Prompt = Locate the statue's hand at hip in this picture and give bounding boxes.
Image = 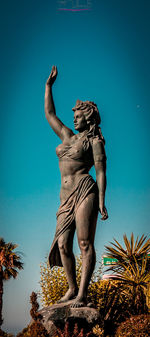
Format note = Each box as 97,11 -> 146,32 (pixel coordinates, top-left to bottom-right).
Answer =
99,204 -> 108,221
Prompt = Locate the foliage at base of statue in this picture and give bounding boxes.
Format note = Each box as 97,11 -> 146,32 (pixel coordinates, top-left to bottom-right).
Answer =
28,322 -> 49,337
16,323 -> 49,337
16,292 -> 49,337
39,255 -> 102,306
104,233 -> 150,316
40,259 -> 68,305
93,281 -> 148,336
92,281 -> 130,336
115,314 -> 150,337
92,325 -> 104,337
91,280 -> 148,336
30,292 -> 42,322
16,327 -> 29,337
88,279 -> 126,311
54,322 -> 95,337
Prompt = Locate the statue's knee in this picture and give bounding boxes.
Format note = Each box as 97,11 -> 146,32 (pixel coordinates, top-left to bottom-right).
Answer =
79,239 -> 90,252
58,240 -> 69,256
58,242 -> 66,255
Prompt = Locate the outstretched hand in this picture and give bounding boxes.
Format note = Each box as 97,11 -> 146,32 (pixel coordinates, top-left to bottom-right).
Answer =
46,65 -> 58,86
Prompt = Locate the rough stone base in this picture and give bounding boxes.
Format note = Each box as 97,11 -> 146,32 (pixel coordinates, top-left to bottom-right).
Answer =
38,301 -> 100,336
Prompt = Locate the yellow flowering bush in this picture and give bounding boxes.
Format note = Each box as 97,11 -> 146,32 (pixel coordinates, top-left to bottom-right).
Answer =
39,254 -> 125,314
39,255 -> 104,307
39,255 -> 84,306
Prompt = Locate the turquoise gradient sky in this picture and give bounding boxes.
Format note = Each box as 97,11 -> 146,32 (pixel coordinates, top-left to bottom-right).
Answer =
1,0 -> 150,334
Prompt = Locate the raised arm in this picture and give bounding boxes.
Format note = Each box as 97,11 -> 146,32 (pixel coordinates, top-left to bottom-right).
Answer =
92,138 -> 108,220
45,66 -> 74,141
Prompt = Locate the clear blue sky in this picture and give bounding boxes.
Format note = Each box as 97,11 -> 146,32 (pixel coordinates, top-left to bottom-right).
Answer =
0,0 -> 150,334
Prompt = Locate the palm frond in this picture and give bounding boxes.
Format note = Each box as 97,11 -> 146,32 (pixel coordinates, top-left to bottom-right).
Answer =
3,267 -> 18,280
137,239 -> 150,255
0,238 -> 23,280
3,270 -> 13,280
130,232 -> 134,254
104,232 -> 150,315
123,234 -> 131,254
113,238 -> 127,254
135,235 -> 147,252
7,242 -> 18,251
0,237 -> 6,245
110,242 -> 127,257
134,235 -> 139,251
105,246 -> 126,260
13,261 -> 24,270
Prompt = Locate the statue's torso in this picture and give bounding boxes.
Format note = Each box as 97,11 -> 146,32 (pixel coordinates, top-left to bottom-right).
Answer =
56,133 -> 94,202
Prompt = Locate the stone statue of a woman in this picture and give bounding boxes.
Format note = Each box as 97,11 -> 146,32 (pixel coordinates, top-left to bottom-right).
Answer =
45,66 -> 108,307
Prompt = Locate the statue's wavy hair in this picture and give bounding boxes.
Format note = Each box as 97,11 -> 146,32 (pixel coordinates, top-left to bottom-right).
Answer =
72,99 -> 105,144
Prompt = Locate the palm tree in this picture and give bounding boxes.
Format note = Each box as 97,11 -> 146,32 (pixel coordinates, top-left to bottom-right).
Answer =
105,233 -> 150,273
0,238 -> 23,327
112,256 -> 149,314
104,233 -> 150,314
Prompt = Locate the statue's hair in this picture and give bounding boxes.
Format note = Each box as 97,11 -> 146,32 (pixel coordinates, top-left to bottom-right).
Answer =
72,99 -> 105,144
72,99 -> 101,125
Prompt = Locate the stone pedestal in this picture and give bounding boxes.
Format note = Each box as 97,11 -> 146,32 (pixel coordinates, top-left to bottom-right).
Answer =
38,301 -> 100,336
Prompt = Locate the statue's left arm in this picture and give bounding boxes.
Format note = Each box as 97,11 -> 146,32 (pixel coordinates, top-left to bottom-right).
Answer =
92,139 -> 108,220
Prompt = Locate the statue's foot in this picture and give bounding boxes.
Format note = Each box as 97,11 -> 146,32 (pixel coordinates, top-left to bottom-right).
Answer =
70,296 -> 87,308
58,288 -> 78,303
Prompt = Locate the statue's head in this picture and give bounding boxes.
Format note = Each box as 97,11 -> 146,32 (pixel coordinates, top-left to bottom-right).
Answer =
72,99 -> 101,131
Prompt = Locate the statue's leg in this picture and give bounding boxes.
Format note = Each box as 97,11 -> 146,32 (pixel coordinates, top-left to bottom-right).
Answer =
71,192 -> 98,307
57,223 -> 78,302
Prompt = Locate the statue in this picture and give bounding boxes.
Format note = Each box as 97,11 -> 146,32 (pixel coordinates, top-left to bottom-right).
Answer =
44,66 -> 108,308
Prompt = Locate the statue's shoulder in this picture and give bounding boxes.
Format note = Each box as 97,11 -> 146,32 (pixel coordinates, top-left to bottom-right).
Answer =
89,134 -> 104,147
90,135 -> 106,162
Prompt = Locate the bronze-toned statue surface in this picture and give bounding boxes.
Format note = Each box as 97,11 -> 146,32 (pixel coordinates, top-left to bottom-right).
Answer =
45,66 -> 108,308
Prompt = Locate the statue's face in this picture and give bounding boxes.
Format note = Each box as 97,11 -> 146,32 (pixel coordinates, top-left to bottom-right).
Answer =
74,110 -> 87,132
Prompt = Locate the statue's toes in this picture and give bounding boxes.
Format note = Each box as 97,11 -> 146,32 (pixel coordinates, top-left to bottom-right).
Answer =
70,301 -> 86,308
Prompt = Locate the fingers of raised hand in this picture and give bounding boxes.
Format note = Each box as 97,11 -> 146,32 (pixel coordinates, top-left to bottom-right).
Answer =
51,65 -> 57,77
46,66 -> 57,85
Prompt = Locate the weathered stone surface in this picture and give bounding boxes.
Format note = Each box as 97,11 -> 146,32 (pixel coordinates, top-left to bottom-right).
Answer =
38,301 -> 100,335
